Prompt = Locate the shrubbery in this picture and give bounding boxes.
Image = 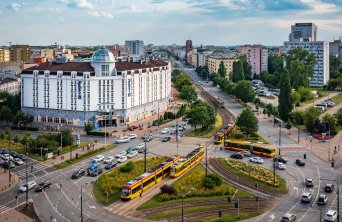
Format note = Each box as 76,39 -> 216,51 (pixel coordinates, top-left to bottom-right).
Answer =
160,184 -> 177,195
119,161 -> 134,173
86,130 -> 109,137
11,125 -> 39,131
233,132 -> 244,139
202,173 -> 222,189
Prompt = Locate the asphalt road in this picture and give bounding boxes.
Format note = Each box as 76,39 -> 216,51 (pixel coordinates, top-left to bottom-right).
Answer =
180,64 -> 342,222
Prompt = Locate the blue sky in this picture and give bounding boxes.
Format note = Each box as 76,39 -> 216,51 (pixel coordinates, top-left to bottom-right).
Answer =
0,0 -> 341,46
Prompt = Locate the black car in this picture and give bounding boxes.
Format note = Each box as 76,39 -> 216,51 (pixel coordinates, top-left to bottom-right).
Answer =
230,153 -> 243,159
18,154 -> 27,161
273,156 -> 288,163
72,168 -> 85,179
105,161 -> 117,170
10,151 -> 20,158
325,184 -> 334,193
90,168 -> 103,177
295,159 -> 305,166
35,181 -> 51,192
161,137 -> 171,142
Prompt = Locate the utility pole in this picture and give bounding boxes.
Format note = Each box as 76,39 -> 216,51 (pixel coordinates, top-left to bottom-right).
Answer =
81,186 -> 83,222
205,142 -> 208,176
144,142 -> 147,173
297,128 -> 300,143
25,141 -> 28,208
176,122 -> 179,155
278,121 -> 281,155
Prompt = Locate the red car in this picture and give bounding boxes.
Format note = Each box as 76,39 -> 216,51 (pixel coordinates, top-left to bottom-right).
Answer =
131,125 -> 138,129
128,126 -> 134,131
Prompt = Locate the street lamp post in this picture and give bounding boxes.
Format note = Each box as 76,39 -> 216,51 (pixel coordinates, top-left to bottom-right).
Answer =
182,188 -> 194,222
278,121 -> 282,155
205,142 -> 208,177
320,178 -> 339,222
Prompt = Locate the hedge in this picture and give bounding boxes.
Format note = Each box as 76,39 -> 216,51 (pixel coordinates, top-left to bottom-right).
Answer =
11,125 -> 39,131
86,130 -> 109,136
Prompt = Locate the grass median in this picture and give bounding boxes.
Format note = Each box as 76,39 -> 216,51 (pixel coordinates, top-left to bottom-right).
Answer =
185,113 -> 223,138
227,131 -> 269,144
54,144 -> 117,169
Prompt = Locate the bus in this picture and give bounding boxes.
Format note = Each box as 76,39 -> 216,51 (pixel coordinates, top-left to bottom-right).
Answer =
224,139 -> 276,158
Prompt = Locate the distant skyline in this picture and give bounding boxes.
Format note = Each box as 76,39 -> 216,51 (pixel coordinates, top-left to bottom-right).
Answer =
0,0 -> 341,46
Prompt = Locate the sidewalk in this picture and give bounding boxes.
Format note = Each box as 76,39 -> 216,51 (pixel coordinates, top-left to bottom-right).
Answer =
0,169 -> 19,194
0,208 -> 32,222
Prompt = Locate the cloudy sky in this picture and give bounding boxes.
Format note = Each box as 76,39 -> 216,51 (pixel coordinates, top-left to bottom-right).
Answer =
0,0 -> 341,46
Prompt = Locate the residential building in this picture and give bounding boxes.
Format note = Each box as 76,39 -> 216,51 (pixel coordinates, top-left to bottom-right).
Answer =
284,23 -> 329,87
185,39 -> 192,64
40,49 -> 55,60
21,47 -> 171,126
0,77 -> 20,94
330,39 -> 342,67
207,55 -> 239,79
0,62 -> 22,74
10,45 -> 31,63
0,48 -> 10,62
239,44 -> 268,77
125,40 -> 144,61
191,50 -> 212,68
289,23 -> 317,42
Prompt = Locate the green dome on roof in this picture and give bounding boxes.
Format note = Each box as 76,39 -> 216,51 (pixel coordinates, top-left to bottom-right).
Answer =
91,47 -> 115,62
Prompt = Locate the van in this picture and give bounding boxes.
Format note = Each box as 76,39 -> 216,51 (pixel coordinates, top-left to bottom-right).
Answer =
19,181 -> 37,192
314,105 -> 325,112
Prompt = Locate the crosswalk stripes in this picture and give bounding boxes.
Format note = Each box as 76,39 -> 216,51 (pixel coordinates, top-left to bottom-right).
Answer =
279,144 -> 306,151
14,163 -> 49,178
0,205 -> 11,213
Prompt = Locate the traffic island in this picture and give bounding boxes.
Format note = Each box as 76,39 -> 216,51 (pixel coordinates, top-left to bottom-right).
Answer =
0,170 -> 19,194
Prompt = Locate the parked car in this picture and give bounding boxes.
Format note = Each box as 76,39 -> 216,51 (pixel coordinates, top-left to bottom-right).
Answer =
0,148 -> 9,155
230,153 -> 243,159
305,178 -> 313,187
2,154 -> 13,161
281,213 -> 296,222
92,155 -> 105,163
250,157 -> 264,164
127,151 -> 138,159
18,154 -> 27,161
118,155 -> 127,163
13,158 -> 24,165
324,210 -> 337,222
275,162 -> 286,170
144,136 -> 153,142
10,151 -> 20,158
131,125 -> 138,130
115,136 -> 130,144
105,161 -> 117,170
161,128 -> 170,134
104,156 -> 114,164
125,147 -> 134,154
115,151 -> 127,158
128,134 -> 137,139
133,143 -> 145,151
35,181 -> 51,192
161,137 -> 171,142
317,194 -> 328,205
325,184 -> 334,193
301,192 -> 312,203
19,181 -> 37,192
295,159 -> 305,166
72,168 -> 85,179
89,168 -> 103,177
240,151 -> 251,157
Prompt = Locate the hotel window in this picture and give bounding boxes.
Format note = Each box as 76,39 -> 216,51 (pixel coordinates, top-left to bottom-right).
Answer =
101,65 -> 109,76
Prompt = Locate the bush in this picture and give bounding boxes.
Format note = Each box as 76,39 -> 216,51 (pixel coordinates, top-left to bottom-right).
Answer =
11,125 -> 39,131
250,132 -> 258,138
86,130 -> 109,137
119,161 -> 134,173
160,184 -> 177,195
233,132 -> 244,139
202,173 -> 222,189
290,110 -> 305,125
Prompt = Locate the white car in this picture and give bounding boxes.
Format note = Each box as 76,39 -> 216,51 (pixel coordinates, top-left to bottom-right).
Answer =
92,155 -> 104,163
104,156 -> 114,164
115,151 -> 127,158
276,162 -> 286,170
161,128 -> 170,134
127,151 -> 138,159
324,210 -> 337,222
115,136 -> 130,144
250,157 -> 264,164
117,155 -> 127,163
128,134 -> 137,139
14,158 -> 24,165
2,154 -> 13,161
134,143 -> 145,151
19,181 -> 36,192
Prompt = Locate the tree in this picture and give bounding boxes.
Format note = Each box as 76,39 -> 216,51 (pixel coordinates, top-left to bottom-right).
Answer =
179,85 -> 198,105
285,120 -> 292,134
336,109 -> 342,125
290,110 -> 305,125
0,105 -> 13,126
322,114 -> 337,134
303,107 -> 320,133
234,80 -> 255,105
329,55 -> 341,79
232,61 -> 245,83
60,128 -> 73,147
297,87 -> 313,102
171,69 -> 182,83
237,109 -> 258,137
13,135 -> 20,150
84,123 -> 93,134
268,54 -> 284,74
218,61 -> 227,78
202,173 -> 222,189
174,74 -> 192,91
278,69 -> 292,121
12,111 -> 33,127
185,100 -> 215,130
240,55 -> 252,79
327,77 -> 342,90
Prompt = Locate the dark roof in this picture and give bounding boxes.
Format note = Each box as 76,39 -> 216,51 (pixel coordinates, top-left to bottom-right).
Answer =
115,60 -> 168,72
23,62 -> 94,72
0,78 -> 17,85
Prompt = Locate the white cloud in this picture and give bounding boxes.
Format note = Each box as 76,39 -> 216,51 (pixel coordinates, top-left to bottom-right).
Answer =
88,10 -> 113,19
8,3 -> 22,11
58,0 -> 69,3
69,0 -> 94,9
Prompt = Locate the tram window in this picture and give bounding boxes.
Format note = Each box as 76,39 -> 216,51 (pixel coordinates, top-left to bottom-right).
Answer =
156,172 -> 162,178
132,186 -> 140,194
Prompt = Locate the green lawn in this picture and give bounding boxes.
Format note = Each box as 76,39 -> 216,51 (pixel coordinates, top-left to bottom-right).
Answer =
227,131 -> 269,144
93,156 -> 169,206
218,158 -> 287,193
54,144 -> 117,169
331,94 -> 342,105
185,113 -> 223,138
209,212 -> 260,222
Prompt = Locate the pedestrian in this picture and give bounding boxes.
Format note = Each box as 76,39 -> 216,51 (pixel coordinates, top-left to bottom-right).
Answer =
31,165 -> 33,172
59,182 -> 62,190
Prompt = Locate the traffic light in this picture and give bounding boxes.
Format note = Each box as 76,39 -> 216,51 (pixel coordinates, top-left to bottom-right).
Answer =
331,161 -> 335,168
256,197 -> 259,201
304,154 -> 306,159
227,196 -> 231,203
218,211 -> 222,217
235,202 -> 239,208
15,195 -> 17,200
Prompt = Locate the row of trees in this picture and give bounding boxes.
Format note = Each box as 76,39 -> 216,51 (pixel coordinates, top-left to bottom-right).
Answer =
172,69 -> 198,105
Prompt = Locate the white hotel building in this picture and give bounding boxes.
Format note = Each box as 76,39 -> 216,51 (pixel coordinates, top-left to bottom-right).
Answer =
21,48 -> 172,127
